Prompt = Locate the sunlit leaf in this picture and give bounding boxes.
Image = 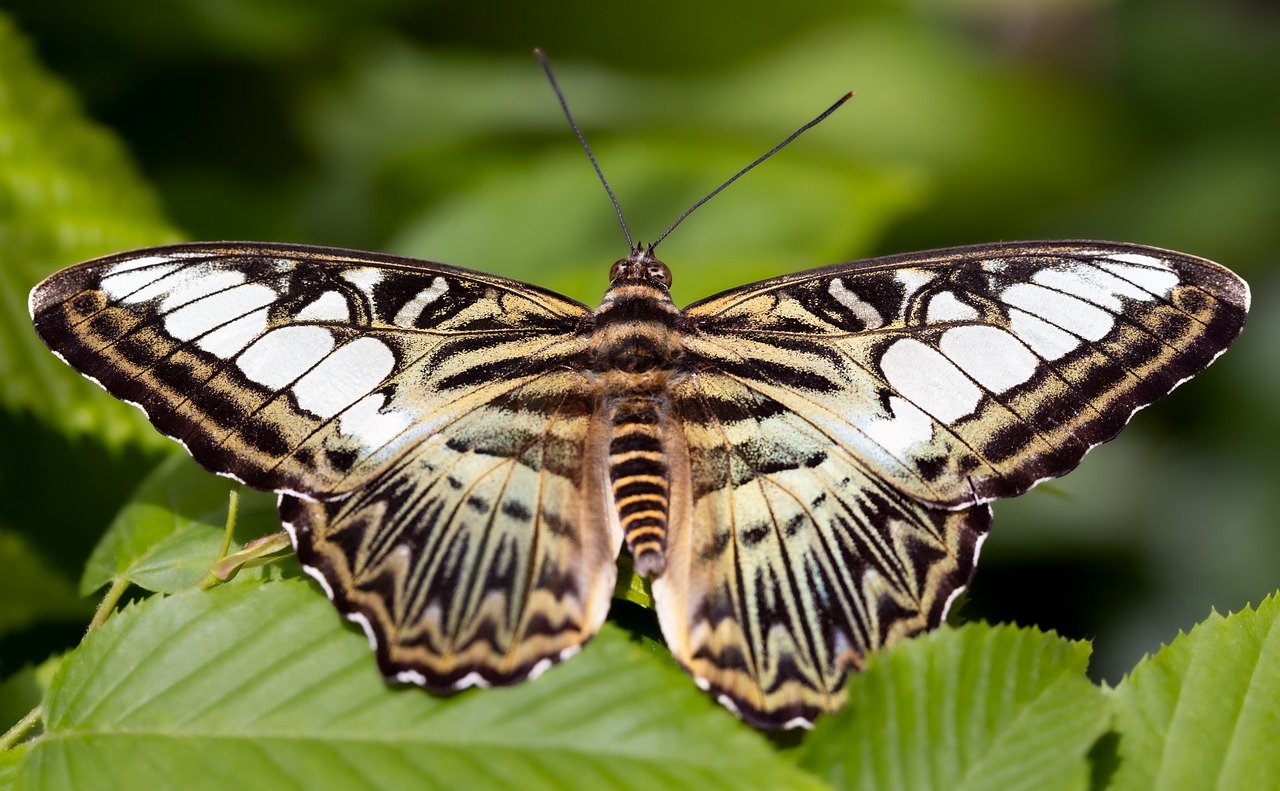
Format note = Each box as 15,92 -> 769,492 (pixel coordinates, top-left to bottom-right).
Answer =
10,581 -> 825,790
80,454 -> 278,595
1108,593 -> 1280,791
800,624 -> 1109,791
0,15 -> 178,449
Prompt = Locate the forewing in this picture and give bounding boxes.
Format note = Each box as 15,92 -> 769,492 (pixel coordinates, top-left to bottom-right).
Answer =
655,372 -> 990,728
684,241 -> 1249,507
280,369 -> 622,688
29,243 -> 590,497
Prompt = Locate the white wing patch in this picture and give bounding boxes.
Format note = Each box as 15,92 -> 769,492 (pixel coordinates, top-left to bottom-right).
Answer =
292,337 -> 396,418
339,393 -> 413,449
828,278 -> 884,329
1001,283 -> 1114,341
1034,264 -> 1160,309
159,270 -> 247,313
927,292 -> 980,323
1099,261 -> 1179,295
393,276 -> 449,327
341,267 -> 384,298
167,283 -> 276,343
1107,251 -> 1170,268
297,291 -> 352,322
895,269 -> 935,295
195,306 -> 271,357
880,338 -> 983,422
238,326 -> 336,388
939,326 -> 1038,394
100,264 -> 181,301
1007,309 -> 1080,361
861,395 -> 935,457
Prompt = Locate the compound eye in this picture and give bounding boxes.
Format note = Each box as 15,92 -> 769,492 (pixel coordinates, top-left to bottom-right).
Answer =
648,264 -> 672,288
609,261 -> 628,281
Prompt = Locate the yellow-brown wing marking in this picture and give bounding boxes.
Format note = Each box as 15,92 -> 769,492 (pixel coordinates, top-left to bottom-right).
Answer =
29,243 -> 590,498
280,370 -> 622,688
654,371 -> 989,728
684,241 -> 1249,508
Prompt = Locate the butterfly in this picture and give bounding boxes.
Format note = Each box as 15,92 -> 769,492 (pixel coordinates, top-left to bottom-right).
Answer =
29,234 -> 1249,728
26,53 -> 1251,728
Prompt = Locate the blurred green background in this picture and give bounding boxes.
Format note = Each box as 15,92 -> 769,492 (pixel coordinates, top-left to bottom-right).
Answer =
0,0 -> 1276,686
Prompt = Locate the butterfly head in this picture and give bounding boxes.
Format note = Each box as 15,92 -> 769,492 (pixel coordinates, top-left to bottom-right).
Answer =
610,246 -> 672,289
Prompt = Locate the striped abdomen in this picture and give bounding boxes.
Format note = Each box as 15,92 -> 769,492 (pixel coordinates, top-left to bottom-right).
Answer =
608,397 -> 670,577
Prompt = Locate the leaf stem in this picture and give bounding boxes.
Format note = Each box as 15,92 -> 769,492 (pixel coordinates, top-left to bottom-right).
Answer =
86,577 -> 131,635
0,706 -> 41,752
215,487 -> 240,562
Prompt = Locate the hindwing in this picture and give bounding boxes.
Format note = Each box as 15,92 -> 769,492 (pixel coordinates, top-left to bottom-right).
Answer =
656,372 -> 989,728
29,243 -> 590,497
280,370 -> 621,688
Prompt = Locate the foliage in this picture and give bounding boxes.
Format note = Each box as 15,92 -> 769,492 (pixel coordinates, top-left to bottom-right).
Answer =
79,454 -> 278,596
3,451 -> 1276,787
1,3 -> 1277,789
800,626 -> 1110,791
1107,596 -> 1280,790
14,582 -> 823,791
0,15 -> 178,449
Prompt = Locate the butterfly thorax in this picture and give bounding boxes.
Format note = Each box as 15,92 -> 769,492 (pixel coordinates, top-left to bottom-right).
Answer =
589,252 -> 685,577
589,251 -> 683,379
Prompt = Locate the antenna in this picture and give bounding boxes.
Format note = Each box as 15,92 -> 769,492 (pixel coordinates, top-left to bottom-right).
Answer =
534,48 -> 635,251
650,91 -> 854,250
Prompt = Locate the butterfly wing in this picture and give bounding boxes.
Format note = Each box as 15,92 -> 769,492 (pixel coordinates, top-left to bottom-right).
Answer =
32,243 -> 621,685
657,373 -> 990,728
681,241 -> 1249,508
280,368 -> 621,689
29,242 -> 591,497
654,241 -> 1247,727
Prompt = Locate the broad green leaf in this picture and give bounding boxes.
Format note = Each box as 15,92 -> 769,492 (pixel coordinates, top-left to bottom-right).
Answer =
0,745 -> 27,783
1109,593 -> 1280,791
0,528 -> 89,637
800,624 -> 1109,791
80,454 -> 278,595
11,581 -> 825,790
0,13 -> 178,448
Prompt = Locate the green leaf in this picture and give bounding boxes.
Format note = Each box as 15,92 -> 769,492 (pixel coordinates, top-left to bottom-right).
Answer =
800,624 -> 1110,791
1109,593 -> 1280,791
0,13 -> 178,449
0,744 -> 27,784
10,581 -> 824,790
79,454 -> 279,595
0,528 -> 90,637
